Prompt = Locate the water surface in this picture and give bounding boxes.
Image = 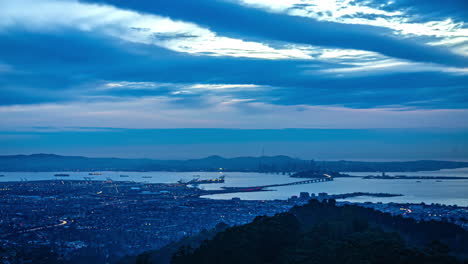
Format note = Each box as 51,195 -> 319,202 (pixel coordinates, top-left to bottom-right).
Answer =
1,168 -> 467,206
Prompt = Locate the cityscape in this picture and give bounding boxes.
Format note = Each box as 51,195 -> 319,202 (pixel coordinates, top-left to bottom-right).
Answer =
1,0 -> 468,263
1,171 -> 468,263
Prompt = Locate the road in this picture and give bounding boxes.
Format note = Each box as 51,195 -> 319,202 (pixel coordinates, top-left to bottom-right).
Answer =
1,219 -> 68,238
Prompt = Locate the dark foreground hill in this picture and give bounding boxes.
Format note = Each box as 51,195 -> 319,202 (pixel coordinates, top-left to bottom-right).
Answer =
1,154 -> 468,172
137,200 -> 468,264
119,223 -> 229,264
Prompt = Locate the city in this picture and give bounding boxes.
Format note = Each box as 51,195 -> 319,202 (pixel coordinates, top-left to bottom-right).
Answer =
1,179 -> 467,263
1,0 -> 468,263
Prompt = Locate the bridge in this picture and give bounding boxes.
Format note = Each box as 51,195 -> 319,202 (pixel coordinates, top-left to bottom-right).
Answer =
193,176 -> 334,197
261,177 -> 333,188
218,177 -> 333,193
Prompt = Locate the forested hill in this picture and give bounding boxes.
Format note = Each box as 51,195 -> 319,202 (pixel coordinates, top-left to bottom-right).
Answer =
170,200 -> 468,264
1,153 -> 468,172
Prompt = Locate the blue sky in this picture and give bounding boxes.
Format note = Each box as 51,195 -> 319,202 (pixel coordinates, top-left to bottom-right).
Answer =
0,0 -> 467,159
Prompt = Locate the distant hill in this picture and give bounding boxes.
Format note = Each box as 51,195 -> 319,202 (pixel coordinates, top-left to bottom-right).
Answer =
0,154 -> 307,172
170,200 -> 468,264
0,154 -> 467,172
317,160 -> 468,173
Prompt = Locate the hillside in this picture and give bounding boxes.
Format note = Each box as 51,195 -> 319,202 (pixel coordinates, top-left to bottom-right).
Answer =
119,223 -> 229,264
170,200 -> 468,264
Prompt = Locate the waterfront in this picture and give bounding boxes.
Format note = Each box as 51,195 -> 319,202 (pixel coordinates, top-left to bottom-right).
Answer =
1,168 -> 468,206
1,179 -> 467,263
203,176 -> 468,206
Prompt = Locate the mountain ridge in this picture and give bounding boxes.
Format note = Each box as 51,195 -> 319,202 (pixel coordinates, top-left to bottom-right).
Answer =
1,154 -> 468,172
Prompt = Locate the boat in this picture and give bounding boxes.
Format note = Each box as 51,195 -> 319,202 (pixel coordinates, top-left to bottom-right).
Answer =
178,175 -> 225,185
142,176 -> 153,179
89,172 -> 102,175
436,180 -> 442,182
54,173 -> 70,177
120,175 -> 129,177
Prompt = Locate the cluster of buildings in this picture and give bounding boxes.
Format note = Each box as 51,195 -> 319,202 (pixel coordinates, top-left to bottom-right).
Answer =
0,180 -> 295,263
355,202 -> 468,230
1,181 -> 467,263
286,191 -> 468,231
288,191 -> 468,230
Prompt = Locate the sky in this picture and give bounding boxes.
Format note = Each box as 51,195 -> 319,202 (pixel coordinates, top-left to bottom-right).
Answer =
0,0 -> 467,160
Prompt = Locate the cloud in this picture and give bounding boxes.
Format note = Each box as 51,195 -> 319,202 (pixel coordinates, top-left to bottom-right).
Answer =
1,95 -> 467,130
0,0 -> 312,59
233,0 -> 468,50
93,81 -> 267,97
99,81 -> 264,91
189,84 -> 262,90
97,0 -> 468,67
0,0 -> 466,132
229,0 -> 468,59
8,0 -> 462,68
316,59 -> 468,76
0,30 -> 466,110
0,63 -> 13,72
99,81 -> 170,90
0,0 -> 467,159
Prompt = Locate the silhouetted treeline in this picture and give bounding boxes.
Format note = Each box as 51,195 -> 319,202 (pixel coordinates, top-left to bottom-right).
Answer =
120,223 -> 229,264
171,200 -> 468,264
291,200 -> 468,257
